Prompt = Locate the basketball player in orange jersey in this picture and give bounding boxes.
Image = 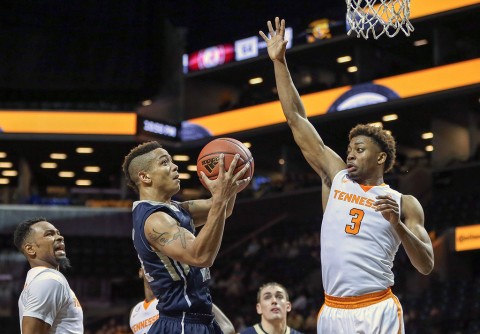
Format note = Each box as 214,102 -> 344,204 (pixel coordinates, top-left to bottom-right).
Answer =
130,267 -> 236,334
260,17 -> 434,333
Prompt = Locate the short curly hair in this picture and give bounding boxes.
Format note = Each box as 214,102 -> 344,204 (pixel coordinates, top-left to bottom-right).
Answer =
349,124 -> 396,173
256,282 -> 290,302
122,141 -> 162,193
13,217 -> 47,252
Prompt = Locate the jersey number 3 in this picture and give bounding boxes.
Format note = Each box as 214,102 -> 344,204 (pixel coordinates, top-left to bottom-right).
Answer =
345,208 -> 364,235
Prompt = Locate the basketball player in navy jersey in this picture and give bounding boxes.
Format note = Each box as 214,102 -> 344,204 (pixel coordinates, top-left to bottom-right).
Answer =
260,17 -> 434,333
122,141 -> 250,334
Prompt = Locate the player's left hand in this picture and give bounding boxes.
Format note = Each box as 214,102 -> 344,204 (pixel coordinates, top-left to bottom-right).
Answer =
374,195 -> 400,227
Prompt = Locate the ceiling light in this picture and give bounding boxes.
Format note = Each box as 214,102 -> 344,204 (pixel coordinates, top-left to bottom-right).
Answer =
187,165 -> 197,172
347,66 -> 358,73
173,155 -> 190,162
84,166 -> 101,173
59,171 -> 75,178
0,162 -> 13,168
382,114 -> 398,122
41,162 -> 57,169
142,99 -> 153,106
76,147 -> 94,154
278,158 -> 285,165
0,152 -> 6,158
337,55 -> 352,63
425,145 -> 434,152
2,170 -> 17,177
421,132 -> 434,139
414,39 -> 428,47
50,153 -> 67,160
368,122 -> 383,128
76,179 -> 92,186
243,142 -> 252,149
249,77 -> 263,85
0,178 -> 9,185
178,173 -> 191,180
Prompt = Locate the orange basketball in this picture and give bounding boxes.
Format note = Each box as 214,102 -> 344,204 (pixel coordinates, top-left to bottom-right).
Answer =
197,138 -> 254,192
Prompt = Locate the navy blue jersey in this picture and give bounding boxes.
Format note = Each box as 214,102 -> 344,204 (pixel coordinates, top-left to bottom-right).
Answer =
132,200 -> 213,314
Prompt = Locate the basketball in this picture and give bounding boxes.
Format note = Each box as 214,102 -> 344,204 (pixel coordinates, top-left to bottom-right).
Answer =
197,138 -> 254,192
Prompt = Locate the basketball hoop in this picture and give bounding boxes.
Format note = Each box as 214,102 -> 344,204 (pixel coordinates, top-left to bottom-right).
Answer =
346,0 -> 414,39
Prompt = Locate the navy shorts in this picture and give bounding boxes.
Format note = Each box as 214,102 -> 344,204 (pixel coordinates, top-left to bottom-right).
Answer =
148,312 -> 223,334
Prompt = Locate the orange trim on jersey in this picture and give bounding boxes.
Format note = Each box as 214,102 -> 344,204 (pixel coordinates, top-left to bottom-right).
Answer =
325,288 -> 393,309
317,304 -> 326,322
391,294 -> 404,334
359,183 -> 386,193
143,299 -> 155,310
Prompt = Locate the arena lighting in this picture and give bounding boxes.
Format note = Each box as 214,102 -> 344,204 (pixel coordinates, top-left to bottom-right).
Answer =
382,114 -> 398,122
59,171 -> 75,178
243,142 -> 252,149
76,147 -> 94,154
0,152 -> 6,158
41,162 -> 57,169
425,145 -> 434,152
0,162 -> 13,168
368,122 -> 383,127
173,155 -> 190,162
422,132 -> 434,139
347,66 -> 358,73
50,153 -> 67,160
414,39 -> 429,47
178,173 -> 191,180
142,100 -> 153,106
2,170 -> 18,177
278,158 -> 285,165
187,165 -> 197,172
84,166 -> 101,173
0,178 -> 10,185
76,179 -> 92,186
337,55 -> 352,63
248,77 -> 263,85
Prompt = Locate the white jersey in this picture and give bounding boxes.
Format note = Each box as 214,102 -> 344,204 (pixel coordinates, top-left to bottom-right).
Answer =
18,267 -> 83,333
321,169 -> 402,297
130,298 -> 159,334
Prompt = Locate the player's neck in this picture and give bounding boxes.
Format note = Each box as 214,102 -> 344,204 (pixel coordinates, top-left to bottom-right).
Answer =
140,188 -> 172,204
260,319 -> 287,334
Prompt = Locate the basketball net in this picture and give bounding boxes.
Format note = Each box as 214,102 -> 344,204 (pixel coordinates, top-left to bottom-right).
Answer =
346,0 -> 414,39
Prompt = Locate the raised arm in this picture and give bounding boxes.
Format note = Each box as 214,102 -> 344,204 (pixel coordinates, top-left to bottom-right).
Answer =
260,17 -> 345,184
145,155 -> 250,267
375,194 -> 434,275
212,303 -> 235,334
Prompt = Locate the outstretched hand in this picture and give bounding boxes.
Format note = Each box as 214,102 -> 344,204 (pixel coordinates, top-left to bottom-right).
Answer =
199,154 -> 250,198
259,17 -> 288,62
374,195 -> 400,227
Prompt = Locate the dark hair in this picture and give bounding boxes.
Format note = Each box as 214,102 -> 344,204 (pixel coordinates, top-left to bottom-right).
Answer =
122,141 -> 162,192
257,282 -> 290,302
349,124 -> 396,173
13,218 -> 47,251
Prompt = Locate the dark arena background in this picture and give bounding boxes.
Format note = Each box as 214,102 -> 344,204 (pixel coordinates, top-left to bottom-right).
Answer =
0,1 -> 479,333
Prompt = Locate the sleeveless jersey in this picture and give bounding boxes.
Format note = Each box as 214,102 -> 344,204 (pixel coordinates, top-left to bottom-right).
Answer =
321,169 -> 402,297
241,324 -> 303,334
132,200 -> 213,314
130,298 -> 159,334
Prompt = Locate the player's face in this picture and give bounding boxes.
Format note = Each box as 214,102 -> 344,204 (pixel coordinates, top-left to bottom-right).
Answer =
28,221 -> 67,268
346,135 -> 383,181
147,148 -> 180,195
256,285 -> 291,323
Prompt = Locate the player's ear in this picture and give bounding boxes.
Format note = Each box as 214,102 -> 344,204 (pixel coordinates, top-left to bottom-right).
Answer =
256,303 -> 262,315
286,301 -> 292,312
138,171 -> 151,184
377,152 -> 387,165
24,242 -> 35,256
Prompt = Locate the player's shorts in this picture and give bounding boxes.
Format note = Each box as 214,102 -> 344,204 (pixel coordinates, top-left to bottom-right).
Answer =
149,311 -> 223,334
317,288 -> 404,334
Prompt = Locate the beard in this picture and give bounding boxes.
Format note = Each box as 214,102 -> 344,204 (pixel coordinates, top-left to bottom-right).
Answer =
57,257 -> 72,271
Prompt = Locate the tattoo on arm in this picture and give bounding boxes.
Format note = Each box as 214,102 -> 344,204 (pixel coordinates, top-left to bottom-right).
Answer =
150,227 -> 187,248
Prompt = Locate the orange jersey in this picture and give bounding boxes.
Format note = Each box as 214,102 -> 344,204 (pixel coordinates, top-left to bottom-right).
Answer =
321,169 -> 402,297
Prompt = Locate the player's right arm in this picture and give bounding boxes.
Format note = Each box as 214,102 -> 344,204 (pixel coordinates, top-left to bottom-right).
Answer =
145,155 -> 250,267
22,317 -> 51,334
260,17 -> 345,184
